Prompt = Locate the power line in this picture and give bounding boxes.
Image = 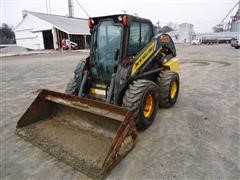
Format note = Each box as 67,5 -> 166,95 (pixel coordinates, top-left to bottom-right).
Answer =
75,0 -> 90,18
220,0 -> 238,24
191,19 -> 221,24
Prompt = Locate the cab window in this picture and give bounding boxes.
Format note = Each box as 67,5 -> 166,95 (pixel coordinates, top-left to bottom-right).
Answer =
128,21 -> 152,56
128,22 -> 140,55
140,23 -> 152,49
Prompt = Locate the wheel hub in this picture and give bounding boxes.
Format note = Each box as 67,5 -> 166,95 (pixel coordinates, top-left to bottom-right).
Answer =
170,81 -> 177,99
143,94 -> 154,118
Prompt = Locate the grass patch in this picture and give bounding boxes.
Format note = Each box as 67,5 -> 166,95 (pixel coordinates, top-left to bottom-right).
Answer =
26,48 -> 33,51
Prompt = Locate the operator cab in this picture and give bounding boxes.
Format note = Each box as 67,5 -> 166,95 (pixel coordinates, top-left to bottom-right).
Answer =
88,14 -> 154,81
87,14 -> 154,100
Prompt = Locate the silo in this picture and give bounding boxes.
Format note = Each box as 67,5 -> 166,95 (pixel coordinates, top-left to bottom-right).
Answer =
231,20 -> 240,32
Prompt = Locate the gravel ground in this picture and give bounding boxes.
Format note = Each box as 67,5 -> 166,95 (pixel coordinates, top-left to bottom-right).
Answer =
0,44 -> 239,179
0,46 -> 51,57
0,46 -> 27,53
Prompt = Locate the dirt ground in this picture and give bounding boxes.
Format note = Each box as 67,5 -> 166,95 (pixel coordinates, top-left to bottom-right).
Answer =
1,44 -> 240,179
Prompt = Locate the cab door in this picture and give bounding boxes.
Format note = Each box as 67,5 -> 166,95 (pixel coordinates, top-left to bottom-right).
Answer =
128,21 -> 154,56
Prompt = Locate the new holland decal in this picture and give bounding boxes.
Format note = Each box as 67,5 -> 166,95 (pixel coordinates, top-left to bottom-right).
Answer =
131,41 -> 155,76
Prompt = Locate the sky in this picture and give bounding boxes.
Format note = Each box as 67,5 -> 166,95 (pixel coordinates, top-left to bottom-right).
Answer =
0,0 -> 239,33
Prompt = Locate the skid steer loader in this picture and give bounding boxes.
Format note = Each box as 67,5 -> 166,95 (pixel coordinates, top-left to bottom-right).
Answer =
16,14 -> 180,179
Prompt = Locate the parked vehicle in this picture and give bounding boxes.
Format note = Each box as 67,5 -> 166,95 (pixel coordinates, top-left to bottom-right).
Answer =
61,39 -> 79,50
191,38 -> 201,45
201,38 -> 218,44
231,37 -> 240,49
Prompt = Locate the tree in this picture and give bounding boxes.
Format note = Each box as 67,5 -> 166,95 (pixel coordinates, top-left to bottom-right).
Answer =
0,23 -> 16,44
166,22 -> 177,30
159,26 -> 173,33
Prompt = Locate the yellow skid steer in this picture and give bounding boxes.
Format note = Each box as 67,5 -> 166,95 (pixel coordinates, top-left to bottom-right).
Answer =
16,14 -> 180,179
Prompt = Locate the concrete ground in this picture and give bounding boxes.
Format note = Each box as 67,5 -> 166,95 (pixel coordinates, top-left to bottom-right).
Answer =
0,45 -> 90,57
1,44 -> 239,179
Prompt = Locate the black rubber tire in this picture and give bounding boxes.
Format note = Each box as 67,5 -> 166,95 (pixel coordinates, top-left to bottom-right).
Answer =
123,79 -> 159,130
157,70 -> 180,108
65,60 -> 85,95
65,78 -> 79,95
235,46 -> 239,49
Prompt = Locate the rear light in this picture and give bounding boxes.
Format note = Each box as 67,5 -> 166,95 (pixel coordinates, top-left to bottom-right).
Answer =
88,19 -> 93,28
122,15 -> 127,26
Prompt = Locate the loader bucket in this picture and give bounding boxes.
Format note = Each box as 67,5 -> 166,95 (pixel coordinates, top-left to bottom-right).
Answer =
16,89 -> 138,179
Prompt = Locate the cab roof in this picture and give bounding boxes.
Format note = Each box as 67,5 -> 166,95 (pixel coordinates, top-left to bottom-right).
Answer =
90,14 -> 153,27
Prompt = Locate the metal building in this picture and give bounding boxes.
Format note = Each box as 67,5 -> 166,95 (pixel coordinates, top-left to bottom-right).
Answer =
14,11 -> 90,50
230,1 -> 240,32
177,23 -> 194,43
231,20 -> 240,32
167,23 -> 194,43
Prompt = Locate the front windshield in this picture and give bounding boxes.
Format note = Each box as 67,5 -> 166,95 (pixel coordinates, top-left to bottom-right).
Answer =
91,21 -> 122,81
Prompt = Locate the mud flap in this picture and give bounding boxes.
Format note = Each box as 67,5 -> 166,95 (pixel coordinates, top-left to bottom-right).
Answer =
16,89 -> 138,179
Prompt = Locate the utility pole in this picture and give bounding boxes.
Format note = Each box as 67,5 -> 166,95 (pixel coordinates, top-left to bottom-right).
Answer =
45,0 -> 51,14
46,0 -> 49,14
68,0 -> 74,17
48,0 -> 51,14
156,20 -> 160,32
